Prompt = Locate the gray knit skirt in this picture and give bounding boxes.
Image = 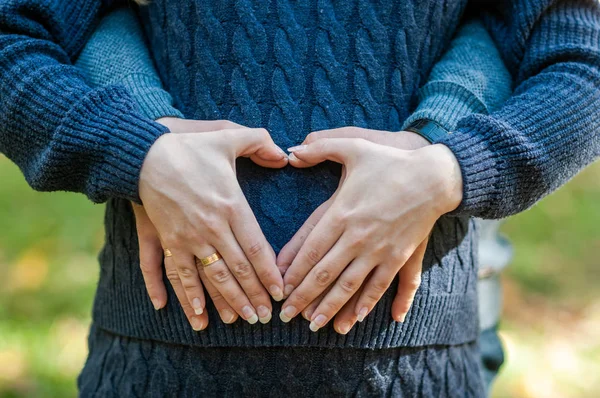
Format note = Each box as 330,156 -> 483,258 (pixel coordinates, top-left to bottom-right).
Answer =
78,324 -> 484,397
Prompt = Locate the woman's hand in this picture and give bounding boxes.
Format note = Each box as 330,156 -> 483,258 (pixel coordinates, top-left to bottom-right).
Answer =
279,131 -> 462,333
277,128 -> 433,333
137,118 -> 287,329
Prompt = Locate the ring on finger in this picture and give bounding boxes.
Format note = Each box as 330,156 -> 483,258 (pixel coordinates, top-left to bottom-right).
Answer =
196,252 -> 223,267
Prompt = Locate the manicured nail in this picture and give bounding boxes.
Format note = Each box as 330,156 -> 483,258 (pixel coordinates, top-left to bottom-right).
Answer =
283,284 -> 295,297
270,285 -> 284,302
357,307 -> 368,322
257,306 -> 272,324
220,309 -> 236,324
192,298 -> 203,315
337,321 -> 352,335
151,298 -> 162,311
303,307 -> 315,321
287,145 -> 307,152
279,306 -> 297,323
242,306 -> 258,324
190,316 -> 204,331
309,314 -> 327,332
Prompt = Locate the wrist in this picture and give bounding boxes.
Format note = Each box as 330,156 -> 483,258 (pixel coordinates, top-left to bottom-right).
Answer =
155,116 -> 181,130
421,144 -> 463,213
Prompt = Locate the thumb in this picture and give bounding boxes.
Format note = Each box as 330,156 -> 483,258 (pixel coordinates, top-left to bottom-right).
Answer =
288,138 -> 367,168
228,128 -> 288,168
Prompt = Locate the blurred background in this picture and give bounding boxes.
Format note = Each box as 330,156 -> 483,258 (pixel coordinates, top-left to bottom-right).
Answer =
0,153 -> 599,398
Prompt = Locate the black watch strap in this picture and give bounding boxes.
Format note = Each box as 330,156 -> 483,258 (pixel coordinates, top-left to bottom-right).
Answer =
405,119 -> 450,143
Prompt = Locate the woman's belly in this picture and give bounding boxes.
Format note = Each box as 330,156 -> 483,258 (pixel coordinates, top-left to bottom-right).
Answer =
236,157 -> 342,252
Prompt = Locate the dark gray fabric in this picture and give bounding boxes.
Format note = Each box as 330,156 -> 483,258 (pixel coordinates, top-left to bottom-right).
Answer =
78,325 -> 484,397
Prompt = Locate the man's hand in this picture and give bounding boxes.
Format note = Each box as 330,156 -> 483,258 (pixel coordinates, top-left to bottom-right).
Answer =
134,118 -> 287,330
277,128 -> 460,334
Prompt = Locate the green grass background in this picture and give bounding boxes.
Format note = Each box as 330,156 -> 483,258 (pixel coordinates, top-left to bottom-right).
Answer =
1,154 -> 599,397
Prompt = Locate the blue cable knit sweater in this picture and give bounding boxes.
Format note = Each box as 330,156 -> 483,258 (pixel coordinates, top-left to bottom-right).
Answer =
74,11 -> 504,397
1,0 -> 599,351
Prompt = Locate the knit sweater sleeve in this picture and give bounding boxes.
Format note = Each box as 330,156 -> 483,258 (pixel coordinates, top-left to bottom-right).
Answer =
437,0 -> 600,219
74,6 -> 183,121
402,19 -> 512,131
0,0 -> 169,204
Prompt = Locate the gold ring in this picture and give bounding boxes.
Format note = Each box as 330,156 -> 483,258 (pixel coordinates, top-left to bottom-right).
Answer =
164,249 -> 173,258
196,252 -> 222,267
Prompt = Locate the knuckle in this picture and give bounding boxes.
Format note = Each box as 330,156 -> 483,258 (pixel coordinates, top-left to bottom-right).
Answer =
255,267 -> 275,283
166,270 -> 180,282
139,261 -> 157,275
251,128 -> 270,141
348,232 -> 367,248
216,120 -> 237,130
331,211 -> 348,226
231,261 -> 253,279
209,289 -> 224,302
161,232 -> 181,249
177,266 -> 196,279
392,250 -> 410,266
293,292 -> 311,306
404,275 -> 422,291
306,248 -> 321,265
305,131 -> 319,144
314,268 -> 332,287
246,241 -> 264,258
245,288 -> 265,301
211,268 -> 231,285
372,280 -> 391,294
284,271 -> 301,286
221,201 -> 237,218
323,300 -> 341,314
339,278 -> 359,294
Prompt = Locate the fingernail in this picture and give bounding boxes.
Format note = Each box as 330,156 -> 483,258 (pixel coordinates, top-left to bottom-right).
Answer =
257,306 -> 272,324
288,153 -> 298,162
396,313 -> 407,323
270,285 -> 284,302
243,306 -> 258,324
283,284 -> 295,297
303,307 -> 315,321
279,306 -> 297,323
357,307 -> 368,322
309,314 -> 327,332
278,148 -> 288,158
287,145 -> 307,152
190,316 -> 204,331
337,321 -> 352,335
151,298 -> 162,311
192,298 -> 203,315
220,309 -> 236,324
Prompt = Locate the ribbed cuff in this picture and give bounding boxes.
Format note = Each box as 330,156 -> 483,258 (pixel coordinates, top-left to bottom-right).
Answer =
57,85 -> 169,203
434,115 -> 504,218
121,73 -> 185,121
402,82 -> 487,131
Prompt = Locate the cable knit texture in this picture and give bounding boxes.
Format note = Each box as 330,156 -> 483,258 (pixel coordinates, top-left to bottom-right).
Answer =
78,325 -> 484,397
1,0 -> 599,357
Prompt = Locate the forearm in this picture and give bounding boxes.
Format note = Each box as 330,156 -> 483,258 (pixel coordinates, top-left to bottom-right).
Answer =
0,0 -> 167,204
403,19 -> 512,133
438,0 -> 600,219
75,6 -> 183,121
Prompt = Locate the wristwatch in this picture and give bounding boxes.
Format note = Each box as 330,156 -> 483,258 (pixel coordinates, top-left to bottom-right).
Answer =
405,119 -> 451,143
